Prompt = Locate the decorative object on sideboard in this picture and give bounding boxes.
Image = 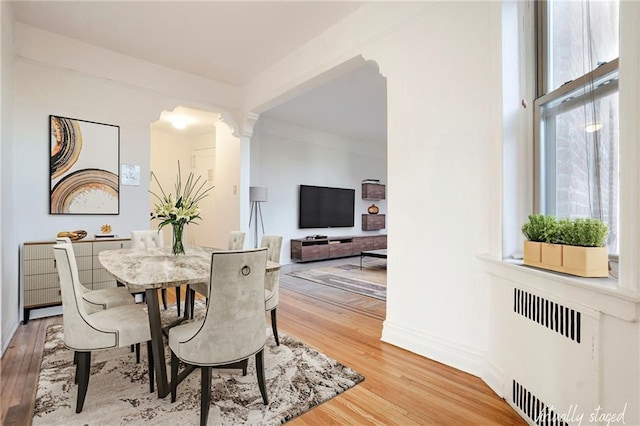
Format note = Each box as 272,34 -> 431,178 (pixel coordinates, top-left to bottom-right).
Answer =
367,204 -> 379,214
249,186 -> 268,248
50,115 -> 120,215
95,224 -> 115,238
522,214 -> 609,278
56,230 -> 87,241
150,161 -> 214,255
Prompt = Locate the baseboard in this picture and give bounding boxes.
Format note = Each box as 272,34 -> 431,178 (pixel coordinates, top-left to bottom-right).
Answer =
482,356 -> 505,399
2,319 -> 18,355
381,320 -> 486,378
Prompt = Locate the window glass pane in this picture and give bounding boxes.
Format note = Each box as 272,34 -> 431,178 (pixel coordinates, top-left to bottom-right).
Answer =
548,1 -> 619,91
541,85 -> 619,253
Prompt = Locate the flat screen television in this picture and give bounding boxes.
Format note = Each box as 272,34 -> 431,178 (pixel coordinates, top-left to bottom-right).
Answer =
299,185 -> 355,229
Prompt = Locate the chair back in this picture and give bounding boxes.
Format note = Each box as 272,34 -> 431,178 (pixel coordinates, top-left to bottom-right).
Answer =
260,235 -> 282,263
56,237 -> 91,292
228,231 -> 245,250
53,244 -> 116,350
56,236 -> 72,245
131,230 -> 164,249
260,235 -> 282,309
178,248 -> 267,365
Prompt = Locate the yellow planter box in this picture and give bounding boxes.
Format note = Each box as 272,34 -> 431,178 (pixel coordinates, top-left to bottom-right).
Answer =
523,241 -> 541,263
523,241 -> 608,278
562,245 -> 608,277
541,243 -> 563,266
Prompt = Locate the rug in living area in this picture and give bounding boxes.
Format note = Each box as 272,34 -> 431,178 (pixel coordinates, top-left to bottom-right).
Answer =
32,301 -> 364,425
286,259 -> 387,300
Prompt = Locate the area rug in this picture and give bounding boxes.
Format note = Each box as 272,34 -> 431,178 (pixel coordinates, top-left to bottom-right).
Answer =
33,301 -> 364,425
286,260 -> 387,300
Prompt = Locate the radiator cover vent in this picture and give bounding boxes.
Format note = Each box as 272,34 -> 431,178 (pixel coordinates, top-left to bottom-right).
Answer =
513,288 -> 581,343
512,380 -> 568,426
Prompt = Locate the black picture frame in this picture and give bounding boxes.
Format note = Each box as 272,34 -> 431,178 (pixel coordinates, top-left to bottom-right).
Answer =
50,115 -> 120,215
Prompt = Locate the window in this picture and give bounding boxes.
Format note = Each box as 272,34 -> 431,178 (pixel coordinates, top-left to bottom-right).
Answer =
534,0 -> 620,254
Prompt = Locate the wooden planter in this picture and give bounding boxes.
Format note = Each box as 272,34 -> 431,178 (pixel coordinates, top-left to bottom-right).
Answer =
523,241 -> 608,278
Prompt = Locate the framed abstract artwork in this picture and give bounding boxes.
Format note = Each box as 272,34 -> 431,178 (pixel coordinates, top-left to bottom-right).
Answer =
50,115 -> 120,214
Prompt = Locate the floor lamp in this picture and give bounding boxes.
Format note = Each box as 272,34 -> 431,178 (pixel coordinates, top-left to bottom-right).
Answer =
249,186 -> 267,248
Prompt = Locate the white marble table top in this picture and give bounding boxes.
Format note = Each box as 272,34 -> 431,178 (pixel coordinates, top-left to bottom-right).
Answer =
99,246 -> 280,292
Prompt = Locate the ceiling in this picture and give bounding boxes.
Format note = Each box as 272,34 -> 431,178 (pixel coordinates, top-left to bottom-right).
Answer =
261,61 -> 386,144
11,1 -> 386,144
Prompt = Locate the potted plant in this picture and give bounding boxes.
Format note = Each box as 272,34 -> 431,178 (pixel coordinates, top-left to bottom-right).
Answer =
559,218 -> 609,277
521,215 -> 609,277
521,214 -> 561,266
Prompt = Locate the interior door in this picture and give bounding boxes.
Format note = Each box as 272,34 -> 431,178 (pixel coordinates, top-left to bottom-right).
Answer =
192,147 -> 216,247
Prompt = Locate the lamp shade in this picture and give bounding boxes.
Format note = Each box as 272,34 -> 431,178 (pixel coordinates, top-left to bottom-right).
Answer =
249,186 -> 268,202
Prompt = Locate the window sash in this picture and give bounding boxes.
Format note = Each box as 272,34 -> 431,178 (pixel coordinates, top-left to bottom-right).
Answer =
534,61 -> 619,254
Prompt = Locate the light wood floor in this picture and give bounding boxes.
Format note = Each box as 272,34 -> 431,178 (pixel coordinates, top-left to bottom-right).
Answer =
1,258 -> 525,425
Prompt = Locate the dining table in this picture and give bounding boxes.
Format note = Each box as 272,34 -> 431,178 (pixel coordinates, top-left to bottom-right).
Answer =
98,245 -> 281,398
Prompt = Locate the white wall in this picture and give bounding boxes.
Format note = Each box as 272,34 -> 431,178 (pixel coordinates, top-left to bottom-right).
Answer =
250,117 -> 387,260
211,121 -> 241,250
244,3 -> 640,420
2,23 -> 241,344
150,126 -> 204,246
245,1 -> 499,375
0,1 -> 15,352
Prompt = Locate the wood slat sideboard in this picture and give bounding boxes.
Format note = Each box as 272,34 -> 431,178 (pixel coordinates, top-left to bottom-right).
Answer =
22,238 -> 130,323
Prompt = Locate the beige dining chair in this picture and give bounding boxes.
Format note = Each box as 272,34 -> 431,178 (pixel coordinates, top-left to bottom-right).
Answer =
131,230 -> 183,316
53,243 -> 154,413
261,235 -> 283,345
169,248 -> 269,426
228,230 -> 245,250
187,231 -> 246,317
56,237 -> 134,314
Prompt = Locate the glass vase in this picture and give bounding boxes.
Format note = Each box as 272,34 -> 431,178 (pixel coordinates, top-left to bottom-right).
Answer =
172,223 -> 185,255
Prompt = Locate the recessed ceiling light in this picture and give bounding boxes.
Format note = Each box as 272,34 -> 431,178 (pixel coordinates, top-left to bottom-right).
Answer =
171,117 -> 188,129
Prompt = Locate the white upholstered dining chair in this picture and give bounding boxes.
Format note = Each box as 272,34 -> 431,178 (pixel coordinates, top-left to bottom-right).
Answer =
131,230 -> 184,316
56,237 -> 134,314
228,230 -> 245,250
169,248 -> 269,426
187,231 -> 246,316
260,235 -> 283,345
53,243 -> 154,413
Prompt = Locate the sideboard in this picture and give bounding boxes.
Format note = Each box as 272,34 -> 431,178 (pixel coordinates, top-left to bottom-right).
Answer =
290,234 -> 387,262
22,238 -> 130,323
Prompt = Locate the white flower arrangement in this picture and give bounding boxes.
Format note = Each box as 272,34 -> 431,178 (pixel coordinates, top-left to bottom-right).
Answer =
150,162 -> 213,230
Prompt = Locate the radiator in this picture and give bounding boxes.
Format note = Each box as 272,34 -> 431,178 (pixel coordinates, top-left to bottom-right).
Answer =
507,288 -> 600,425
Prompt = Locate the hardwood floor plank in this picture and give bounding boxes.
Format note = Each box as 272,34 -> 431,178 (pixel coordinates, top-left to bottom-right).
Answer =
1,258 -> 525,425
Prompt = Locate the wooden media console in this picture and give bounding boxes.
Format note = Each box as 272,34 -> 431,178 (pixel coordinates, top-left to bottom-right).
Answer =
290,234 -> 386,262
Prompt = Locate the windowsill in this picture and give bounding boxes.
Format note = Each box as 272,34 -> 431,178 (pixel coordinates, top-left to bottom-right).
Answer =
477,254 -> 640,322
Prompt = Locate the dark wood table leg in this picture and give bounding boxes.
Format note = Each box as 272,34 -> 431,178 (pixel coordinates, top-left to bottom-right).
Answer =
145,288 -> 170,398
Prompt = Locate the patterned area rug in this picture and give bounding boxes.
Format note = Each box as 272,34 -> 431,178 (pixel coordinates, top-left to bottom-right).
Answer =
286,260 -> 387,300
33,301 -> 364,425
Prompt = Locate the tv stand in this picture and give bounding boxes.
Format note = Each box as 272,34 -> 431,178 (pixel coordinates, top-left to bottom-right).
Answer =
290,234 -> 386,262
